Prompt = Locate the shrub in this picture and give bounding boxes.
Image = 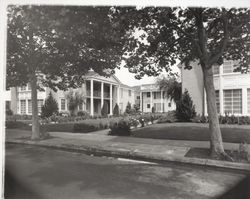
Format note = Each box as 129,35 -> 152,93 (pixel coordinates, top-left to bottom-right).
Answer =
113,103 -> 119,116
6,114 -> 32,121
6,108 -> 13,116
73,123 -> 98,133
101,101 -> 108,117
129,118 -> 140,128
65,90 -> 84,116
176,90 -> 196,122
191,114 -> 209,123
109,118 -> 131,136
41,92 -> 58,118
5,121 -> 30,129
125,102 -> 132,114
77,111 -> 90,118
133,104 -> 140,112
157,111 -> 177,123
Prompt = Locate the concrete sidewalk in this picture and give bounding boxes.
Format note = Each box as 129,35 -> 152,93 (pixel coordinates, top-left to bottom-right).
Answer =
5,129 -> 250,172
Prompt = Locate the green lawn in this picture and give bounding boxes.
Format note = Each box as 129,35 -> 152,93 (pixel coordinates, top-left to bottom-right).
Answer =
132,123 -> 250,144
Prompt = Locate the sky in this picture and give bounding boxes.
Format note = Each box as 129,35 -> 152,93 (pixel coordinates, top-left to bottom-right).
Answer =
114,63 -> 180,87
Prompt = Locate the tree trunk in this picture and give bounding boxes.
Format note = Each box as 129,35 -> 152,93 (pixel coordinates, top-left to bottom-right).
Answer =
202,66 -> 230,160
30,73 -> 40,140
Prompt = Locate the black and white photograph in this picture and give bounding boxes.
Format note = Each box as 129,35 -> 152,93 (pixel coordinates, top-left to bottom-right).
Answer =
1,0 -> 250,198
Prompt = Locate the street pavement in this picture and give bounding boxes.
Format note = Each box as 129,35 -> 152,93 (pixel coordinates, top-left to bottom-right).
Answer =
4,144 -> 249,199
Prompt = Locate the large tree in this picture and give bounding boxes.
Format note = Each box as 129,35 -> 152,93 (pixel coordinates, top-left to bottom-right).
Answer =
7,6 -> 124,139
111,7 -> 250,159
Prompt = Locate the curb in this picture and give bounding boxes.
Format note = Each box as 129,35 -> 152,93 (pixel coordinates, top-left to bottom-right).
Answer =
6,139 -> 250,173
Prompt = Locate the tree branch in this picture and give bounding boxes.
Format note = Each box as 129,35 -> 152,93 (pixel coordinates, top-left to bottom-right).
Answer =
208,13 -> 229,66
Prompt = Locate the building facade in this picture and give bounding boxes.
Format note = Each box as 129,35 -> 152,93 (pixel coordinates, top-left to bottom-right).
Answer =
180,61 -> 250,116
8,72 -> 176,116
134,84 -> 176,113
9,71 -> 135,116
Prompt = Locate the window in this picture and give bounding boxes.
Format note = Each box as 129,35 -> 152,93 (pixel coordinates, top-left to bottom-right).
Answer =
136,96 -> 140,100
223,89 -> 242,114
38,100 -> 44,113
215,90 -> 220,113
20,100 -> 26,114
61,99 -> 66,111
212,65 -> 220,75
223,61 -> 236,74
128,90 -> 131,97
20,86 -> 26,91
154,92 -> 156,99
28,100 -> 32,114
147,104 -> 150,108
248,89 -> 250,114
147,92 -> 151,98
168,102 -> 171,107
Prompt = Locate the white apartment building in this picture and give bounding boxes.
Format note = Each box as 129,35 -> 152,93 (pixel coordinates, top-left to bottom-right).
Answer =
134,84 -> 176,113
180,61 -> 250,116
9,71 -> 135,116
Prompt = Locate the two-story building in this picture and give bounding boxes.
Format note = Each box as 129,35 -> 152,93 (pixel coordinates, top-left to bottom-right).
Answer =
9,71 -> 135,116
134,84 -> 176,113
180,61 -> 250,116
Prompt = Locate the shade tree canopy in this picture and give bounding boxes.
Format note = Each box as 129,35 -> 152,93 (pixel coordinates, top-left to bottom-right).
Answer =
7,5 -> 125,139
110,7 -> 250,159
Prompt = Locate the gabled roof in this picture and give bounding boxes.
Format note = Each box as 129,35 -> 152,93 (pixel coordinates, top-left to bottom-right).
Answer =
85,71 -> 130,87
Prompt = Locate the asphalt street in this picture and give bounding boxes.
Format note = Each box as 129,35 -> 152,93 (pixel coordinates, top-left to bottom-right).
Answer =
4,144 -> 249,199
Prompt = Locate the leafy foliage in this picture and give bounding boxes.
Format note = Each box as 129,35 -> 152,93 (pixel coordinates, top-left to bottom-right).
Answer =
133,104 -> 140,112
125,102 -> 132,114
41,92 -> 59,118
65,90 -> 84,116
111,7 -> 250,75
157,75 -> 182,103
176,90 -> 196,122
109,118 -> 131,136
113,103 -> 120,116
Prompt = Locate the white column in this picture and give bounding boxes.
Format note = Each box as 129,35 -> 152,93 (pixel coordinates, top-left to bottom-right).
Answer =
219,65 -> 224,115
90,79 -> 94,116
140,92 -> 143,112
117,85 -> 120,106
101,81 -> 104,108
161,91 -> 163,113
110,84 -> 113,115
150,91 -> 153,111
26,99 -> 28,115
242,88 -> 248,115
